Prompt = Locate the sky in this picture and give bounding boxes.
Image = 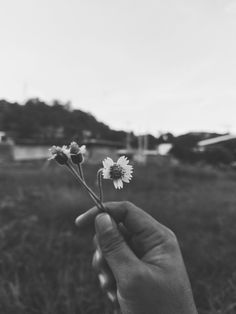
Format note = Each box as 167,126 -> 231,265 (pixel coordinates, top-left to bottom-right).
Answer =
0,0 -> 236,135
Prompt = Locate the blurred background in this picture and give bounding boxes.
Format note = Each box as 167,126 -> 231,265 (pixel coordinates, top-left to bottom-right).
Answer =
1,1 -> 236,313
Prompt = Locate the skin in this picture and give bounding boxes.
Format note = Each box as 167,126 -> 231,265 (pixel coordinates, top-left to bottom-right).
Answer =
76,201 -> 198,314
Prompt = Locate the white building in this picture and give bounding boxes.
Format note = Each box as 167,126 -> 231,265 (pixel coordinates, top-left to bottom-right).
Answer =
197,134 -> 236,151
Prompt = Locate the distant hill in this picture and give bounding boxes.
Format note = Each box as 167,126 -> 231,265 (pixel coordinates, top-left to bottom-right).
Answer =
174,132 -> 222,147
2,99 -> 224,155
170,131 -> 234,164
0,99 -> 127,145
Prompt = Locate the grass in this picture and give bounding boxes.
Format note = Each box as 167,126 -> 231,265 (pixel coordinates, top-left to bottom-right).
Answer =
0,161 -> 236,313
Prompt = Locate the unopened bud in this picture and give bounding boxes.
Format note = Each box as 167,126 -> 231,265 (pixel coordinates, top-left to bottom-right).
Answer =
49,146 -> 69,165
69,142 -> 86,164
71,153 -> 83,164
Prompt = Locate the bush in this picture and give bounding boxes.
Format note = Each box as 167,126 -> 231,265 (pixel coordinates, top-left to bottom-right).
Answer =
203,146 -> 234,165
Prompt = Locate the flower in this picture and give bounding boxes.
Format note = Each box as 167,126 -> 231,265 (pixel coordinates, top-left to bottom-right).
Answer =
69,142 -> 86,164
48,145 -> 69,165
102,156 -> 133,189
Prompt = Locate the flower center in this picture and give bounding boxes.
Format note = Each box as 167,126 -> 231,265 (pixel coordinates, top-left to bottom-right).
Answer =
55,151 -> 68,165
110,164 -> 123,180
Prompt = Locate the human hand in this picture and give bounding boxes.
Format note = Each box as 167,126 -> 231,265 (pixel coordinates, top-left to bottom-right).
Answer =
76,201 -> 198,314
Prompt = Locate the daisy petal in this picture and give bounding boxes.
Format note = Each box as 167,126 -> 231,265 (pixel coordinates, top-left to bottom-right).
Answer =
113,180 -> 118,189
102,169 -> 111,179
103,157 -> 114,168
48,155 -> 56,160
117,179 -> 123,189
61,146 -> 70,157
80,145 -> 86,154
124,164 -> 133,171
123,165 -> 133,175
123,172 -> 132,179
113,179 -> 123,189
117,156 -> 129,166
122,176 -> 130,183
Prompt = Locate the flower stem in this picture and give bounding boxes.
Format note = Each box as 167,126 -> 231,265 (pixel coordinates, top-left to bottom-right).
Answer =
65,163 -> 106,211
73,162 -> 99,206
97,169 -> 104,202
77,163 -> 85,181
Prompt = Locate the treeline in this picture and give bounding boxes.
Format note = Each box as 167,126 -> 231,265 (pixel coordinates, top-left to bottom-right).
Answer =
170,132 -> 236,165
1,99 -> 234,165
0,99 -> 159,148
0,99 -> 129,145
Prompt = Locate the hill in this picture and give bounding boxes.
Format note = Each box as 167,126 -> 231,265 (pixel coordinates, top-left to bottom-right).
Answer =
0,99 -> 127,145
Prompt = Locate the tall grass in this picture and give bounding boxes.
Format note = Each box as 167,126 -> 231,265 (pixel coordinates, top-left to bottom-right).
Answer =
0,162 -> 236,313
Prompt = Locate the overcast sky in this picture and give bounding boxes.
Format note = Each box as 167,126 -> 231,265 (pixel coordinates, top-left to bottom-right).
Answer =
1,0 -> 236,135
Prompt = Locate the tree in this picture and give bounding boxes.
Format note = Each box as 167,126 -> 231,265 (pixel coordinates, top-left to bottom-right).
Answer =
0,99 -> 129,145
203,146 -> 234,165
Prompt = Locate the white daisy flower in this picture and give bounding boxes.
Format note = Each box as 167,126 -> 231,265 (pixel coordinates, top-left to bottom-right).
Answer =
48,145 -> 70,165
102,156 -> 133,189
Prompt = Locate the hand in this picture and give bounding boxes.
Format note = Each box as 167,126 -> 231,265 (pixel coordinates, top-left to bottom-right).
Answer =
76,201 -> 198,314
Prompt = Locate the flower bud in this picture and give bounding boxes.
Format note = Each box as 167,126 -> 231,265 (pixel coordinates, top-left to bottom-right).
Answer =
49,146 -> 69,165
71,153 -> 83,164
69,142 -> 86,164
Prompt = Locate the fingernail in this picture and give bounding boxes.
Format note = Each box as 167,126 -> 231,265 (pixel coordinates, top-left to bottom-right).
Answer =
98,273 -> 106,288
107,291 -> 117,303
75,213 -> 85,226
95,250 -> 101,262
96,214 -> 113,233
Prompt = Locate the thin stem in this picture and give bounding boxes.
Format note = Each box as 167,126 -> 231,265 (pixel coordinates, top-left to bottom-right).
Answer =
72,161 -> 99,206
77,163 -> 85,181
97,169 -> 104,203
68,161 -> 98,202
65,163 -> 106,211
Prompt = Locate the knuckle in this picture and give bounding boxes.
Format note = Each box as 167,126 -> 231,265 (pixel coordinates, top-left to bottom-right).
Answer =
165,229 -> 180,250
167,228 -> 177,241
161,224 -> 177,242
121,200 -> 133,209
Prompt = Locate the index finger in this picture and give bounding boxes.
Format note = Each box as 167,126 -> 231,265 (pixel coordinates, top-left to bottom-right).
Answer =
75,205 -> 100,231
75,201 -> 171,242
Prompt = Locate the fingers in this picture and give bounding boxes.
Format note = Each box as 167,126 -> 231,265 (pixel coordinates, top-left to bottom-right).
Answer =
92,248 -> 115,290
92,236 -> 119,307
95,213 -> 140,279
76,202 -> 173,253
92,236 -> 115,289
75,206 -> 100,231
76,202 -> 166,234
107,202 -> 173,241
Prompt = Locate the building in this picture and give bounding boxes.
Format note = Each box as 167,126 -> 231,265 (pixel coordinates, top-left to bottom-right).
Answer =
83,139 -> 124,164
197,134 -> 236,152
117,147 -> 178,166
157,143 -> 173,156
13,145 -> 50,161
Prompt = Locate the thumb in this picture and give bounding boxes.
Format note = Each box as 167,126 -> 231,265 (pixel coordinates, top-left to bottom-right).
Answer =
95,213 -> 139,280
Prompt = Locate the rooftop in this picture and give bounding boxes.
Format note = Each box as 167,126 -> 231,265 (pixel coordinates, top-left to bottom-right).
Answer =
83,139 -> 124,148
198,134 -> 236,147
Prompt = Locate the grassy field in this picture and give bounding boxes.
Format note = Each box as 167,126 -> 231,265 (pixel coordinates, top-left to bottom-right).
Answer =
0,161 -> 236,314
